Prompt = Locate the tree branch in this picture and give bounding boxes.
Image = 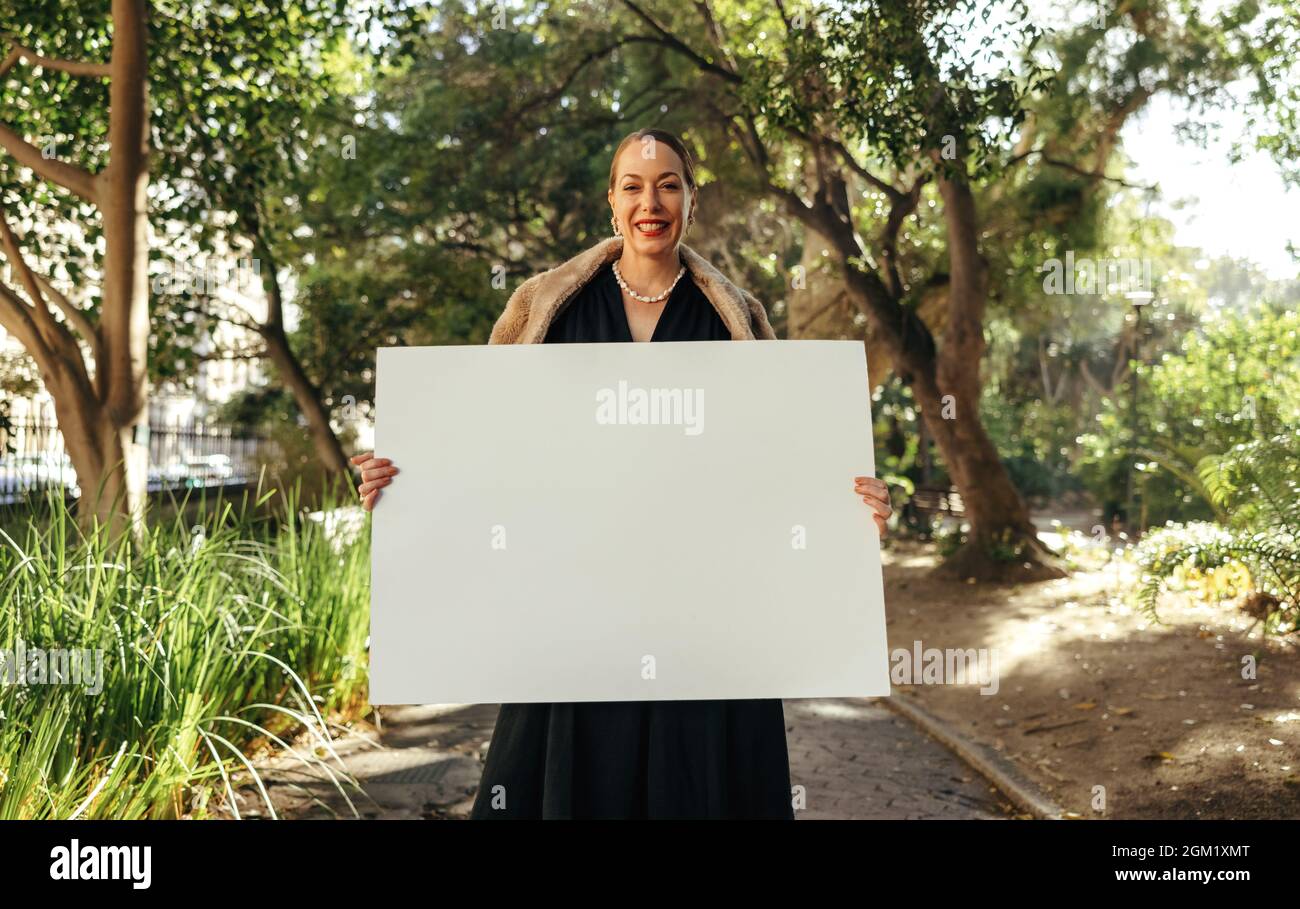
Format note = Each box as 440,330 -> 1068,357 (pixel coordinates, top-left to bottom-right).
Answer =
0,278 -> 52,364
618,0 -> 742,83
880,175 -> 928,298
773,0 -> 796,34
0,121 -> 99,202
171,299 -> 261,334
1079,357 -> 1109,398
0,209 -> 101,405
34,273 -> 105,398
0,43 -> 111,79
517,35 -> 668,119
0,206 -> 102,363
1007,148 -> 1156,192
819,135 -> 904,202
196,348 -> 266,363
0,207 -> 64,350
691,0 -> 739,76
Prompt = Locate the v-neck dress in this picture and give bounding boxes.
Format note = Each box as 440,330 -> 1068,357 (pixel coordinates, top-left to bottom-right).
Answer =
469,259 -> 795,819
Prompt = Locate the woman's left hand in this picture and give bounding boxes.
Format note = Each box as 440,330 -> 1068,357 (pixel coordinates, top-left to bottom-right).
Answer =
854,475 -> 892,537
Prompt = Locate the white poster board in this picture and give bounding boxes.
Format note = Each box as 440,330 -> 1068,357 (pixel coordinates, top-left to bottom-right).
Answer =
369,339 -> 889,704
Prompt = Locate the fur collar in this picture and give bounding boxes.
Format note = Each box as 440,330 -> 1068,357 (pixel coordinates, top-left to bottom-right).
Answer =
488,236 -> 776,344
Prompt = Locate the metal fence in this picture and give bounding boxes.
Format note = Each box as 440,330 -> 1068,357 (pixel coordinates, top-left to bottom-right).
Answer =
0,414 -> 269,505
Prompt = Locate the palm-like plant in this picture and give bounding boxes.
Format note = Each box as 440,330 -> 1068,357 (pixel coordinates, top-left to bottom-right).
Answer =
1135,430 -> 1300,635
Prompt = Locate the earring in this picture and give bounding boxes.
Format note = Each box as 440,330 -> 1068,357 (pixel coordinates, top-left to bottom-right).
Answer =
611,215 -> 621,238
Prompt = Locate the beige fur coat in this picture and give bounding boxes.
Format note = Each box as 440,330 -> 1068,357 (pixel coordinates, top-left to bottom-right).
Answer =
488,236 -> 777,344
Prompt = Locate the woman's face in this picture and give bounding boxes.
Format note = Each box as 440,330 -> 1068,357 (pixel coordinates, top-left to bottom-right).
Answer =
608,139 -> 692,256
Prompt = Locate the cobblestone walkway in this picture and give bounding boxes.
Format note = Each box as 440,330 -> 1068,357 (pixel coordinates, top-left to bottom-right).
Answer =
216,698 -> 1012,820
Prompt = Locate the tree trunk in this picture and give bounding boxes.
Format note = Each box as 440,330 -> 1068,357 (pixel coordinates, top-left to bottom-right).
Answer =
904,350 -> 1064,580
258,321 -> 350,476
88,0 -> 151,539
900,176 -> 1064,580
251,235 -> 351,477
778,168 -> 1065,581
0,0 -> 151,542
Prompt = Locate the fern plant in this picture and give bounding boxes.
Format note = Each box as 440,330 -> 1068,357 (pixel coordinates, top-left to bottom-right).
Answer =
1135,430 -> 1300,634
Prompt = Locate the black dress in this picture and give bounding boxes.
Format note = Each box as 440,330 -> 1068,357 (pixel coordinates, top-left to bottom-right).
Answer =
469,259 -> 794,819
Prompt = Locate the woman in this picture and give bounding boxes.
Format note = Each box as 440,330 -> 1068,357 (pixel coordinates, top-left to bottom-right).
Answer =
351,127 -> 893,819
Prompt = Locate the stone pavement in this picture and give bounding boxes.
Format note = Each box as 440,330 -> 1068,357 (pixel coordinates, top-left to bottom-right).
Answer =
215,698 -> 1013,820
784,698 -> 1010,819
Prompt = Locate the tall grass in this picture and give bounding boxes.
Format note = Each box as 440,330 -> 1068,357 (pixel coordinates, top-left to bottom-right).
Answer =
0,476 -> 371,819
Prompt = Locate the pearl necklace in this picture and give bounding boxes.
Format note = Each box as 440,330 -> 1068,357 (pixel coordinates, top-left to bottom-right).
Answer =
612,259 -> 687,304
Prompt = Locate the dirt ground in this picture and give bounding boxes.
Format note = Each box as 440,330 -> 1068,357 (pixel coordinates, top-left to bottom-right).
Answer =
882,536 -> 1300,819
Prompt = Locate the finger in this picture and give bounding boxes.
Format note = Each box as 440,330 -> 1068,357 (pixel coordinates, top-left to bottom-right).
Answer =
858,490 -> 891,508
356,457 -> 392,473
362,489 -> 379,511
863,495 -> 892,517
358,477 -> 392,495
359,477 -> 392,495
854,478 -> 887,493
361,465 -> 400,483
349,451 -> 373,464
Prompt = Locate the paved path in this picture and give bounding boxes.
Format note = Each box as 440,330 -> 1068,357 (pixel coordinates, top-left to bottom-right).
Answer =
784,698 -> 1010,819
216,699 -> 1012,820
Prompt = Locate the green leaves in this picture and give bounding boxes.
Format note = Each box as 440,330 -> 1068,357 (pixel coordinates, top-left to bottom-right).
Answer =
1136,427 -> 1300,632
752,0 -> 1050,179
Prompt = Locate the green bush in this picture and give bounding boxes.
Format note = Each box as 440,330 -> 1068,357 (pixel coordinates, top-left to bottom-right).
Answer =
1080,306 -> 1300,527
0,479 -> 371,819
1135,431 -> 1300,634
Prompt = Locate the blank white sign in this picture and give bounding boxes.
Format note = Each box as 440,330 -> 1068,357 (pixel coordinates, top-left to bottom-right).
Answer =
369,339 -> 890,704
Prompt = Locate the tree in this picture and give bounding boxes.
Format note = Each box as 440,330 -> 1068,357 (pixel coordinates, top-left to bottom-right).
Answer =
147,1 -> 358,478
0,1 -> 361,534
232,0 -> 1299,581
0,0 -> 149,538
529,0 -> 1067,579
493,0 -> 1299,579
274,2 -> 674,407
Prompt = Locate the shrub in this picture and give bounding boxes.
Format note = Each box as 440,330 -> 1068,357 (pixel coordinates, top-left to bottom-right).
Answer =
0,478 -> 371,819
1135,431 -> 1300,634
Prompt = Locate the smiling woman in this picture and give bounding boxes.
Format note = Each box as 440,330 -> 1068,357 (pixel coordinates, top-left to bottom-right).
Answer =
605,128 -> 702,342
349,126 -> 894,819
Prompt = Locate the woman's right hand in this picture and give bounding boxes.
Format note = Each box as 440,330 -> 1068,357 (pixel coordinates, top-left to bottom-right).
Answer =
351,451 -> 399,511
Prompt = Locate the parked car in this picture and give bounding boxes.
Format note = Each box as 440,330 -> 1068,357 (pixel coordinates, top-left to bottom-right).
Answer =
0,452 -> 81,503
146,453 -> 236,490
182,454 -> 234,486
